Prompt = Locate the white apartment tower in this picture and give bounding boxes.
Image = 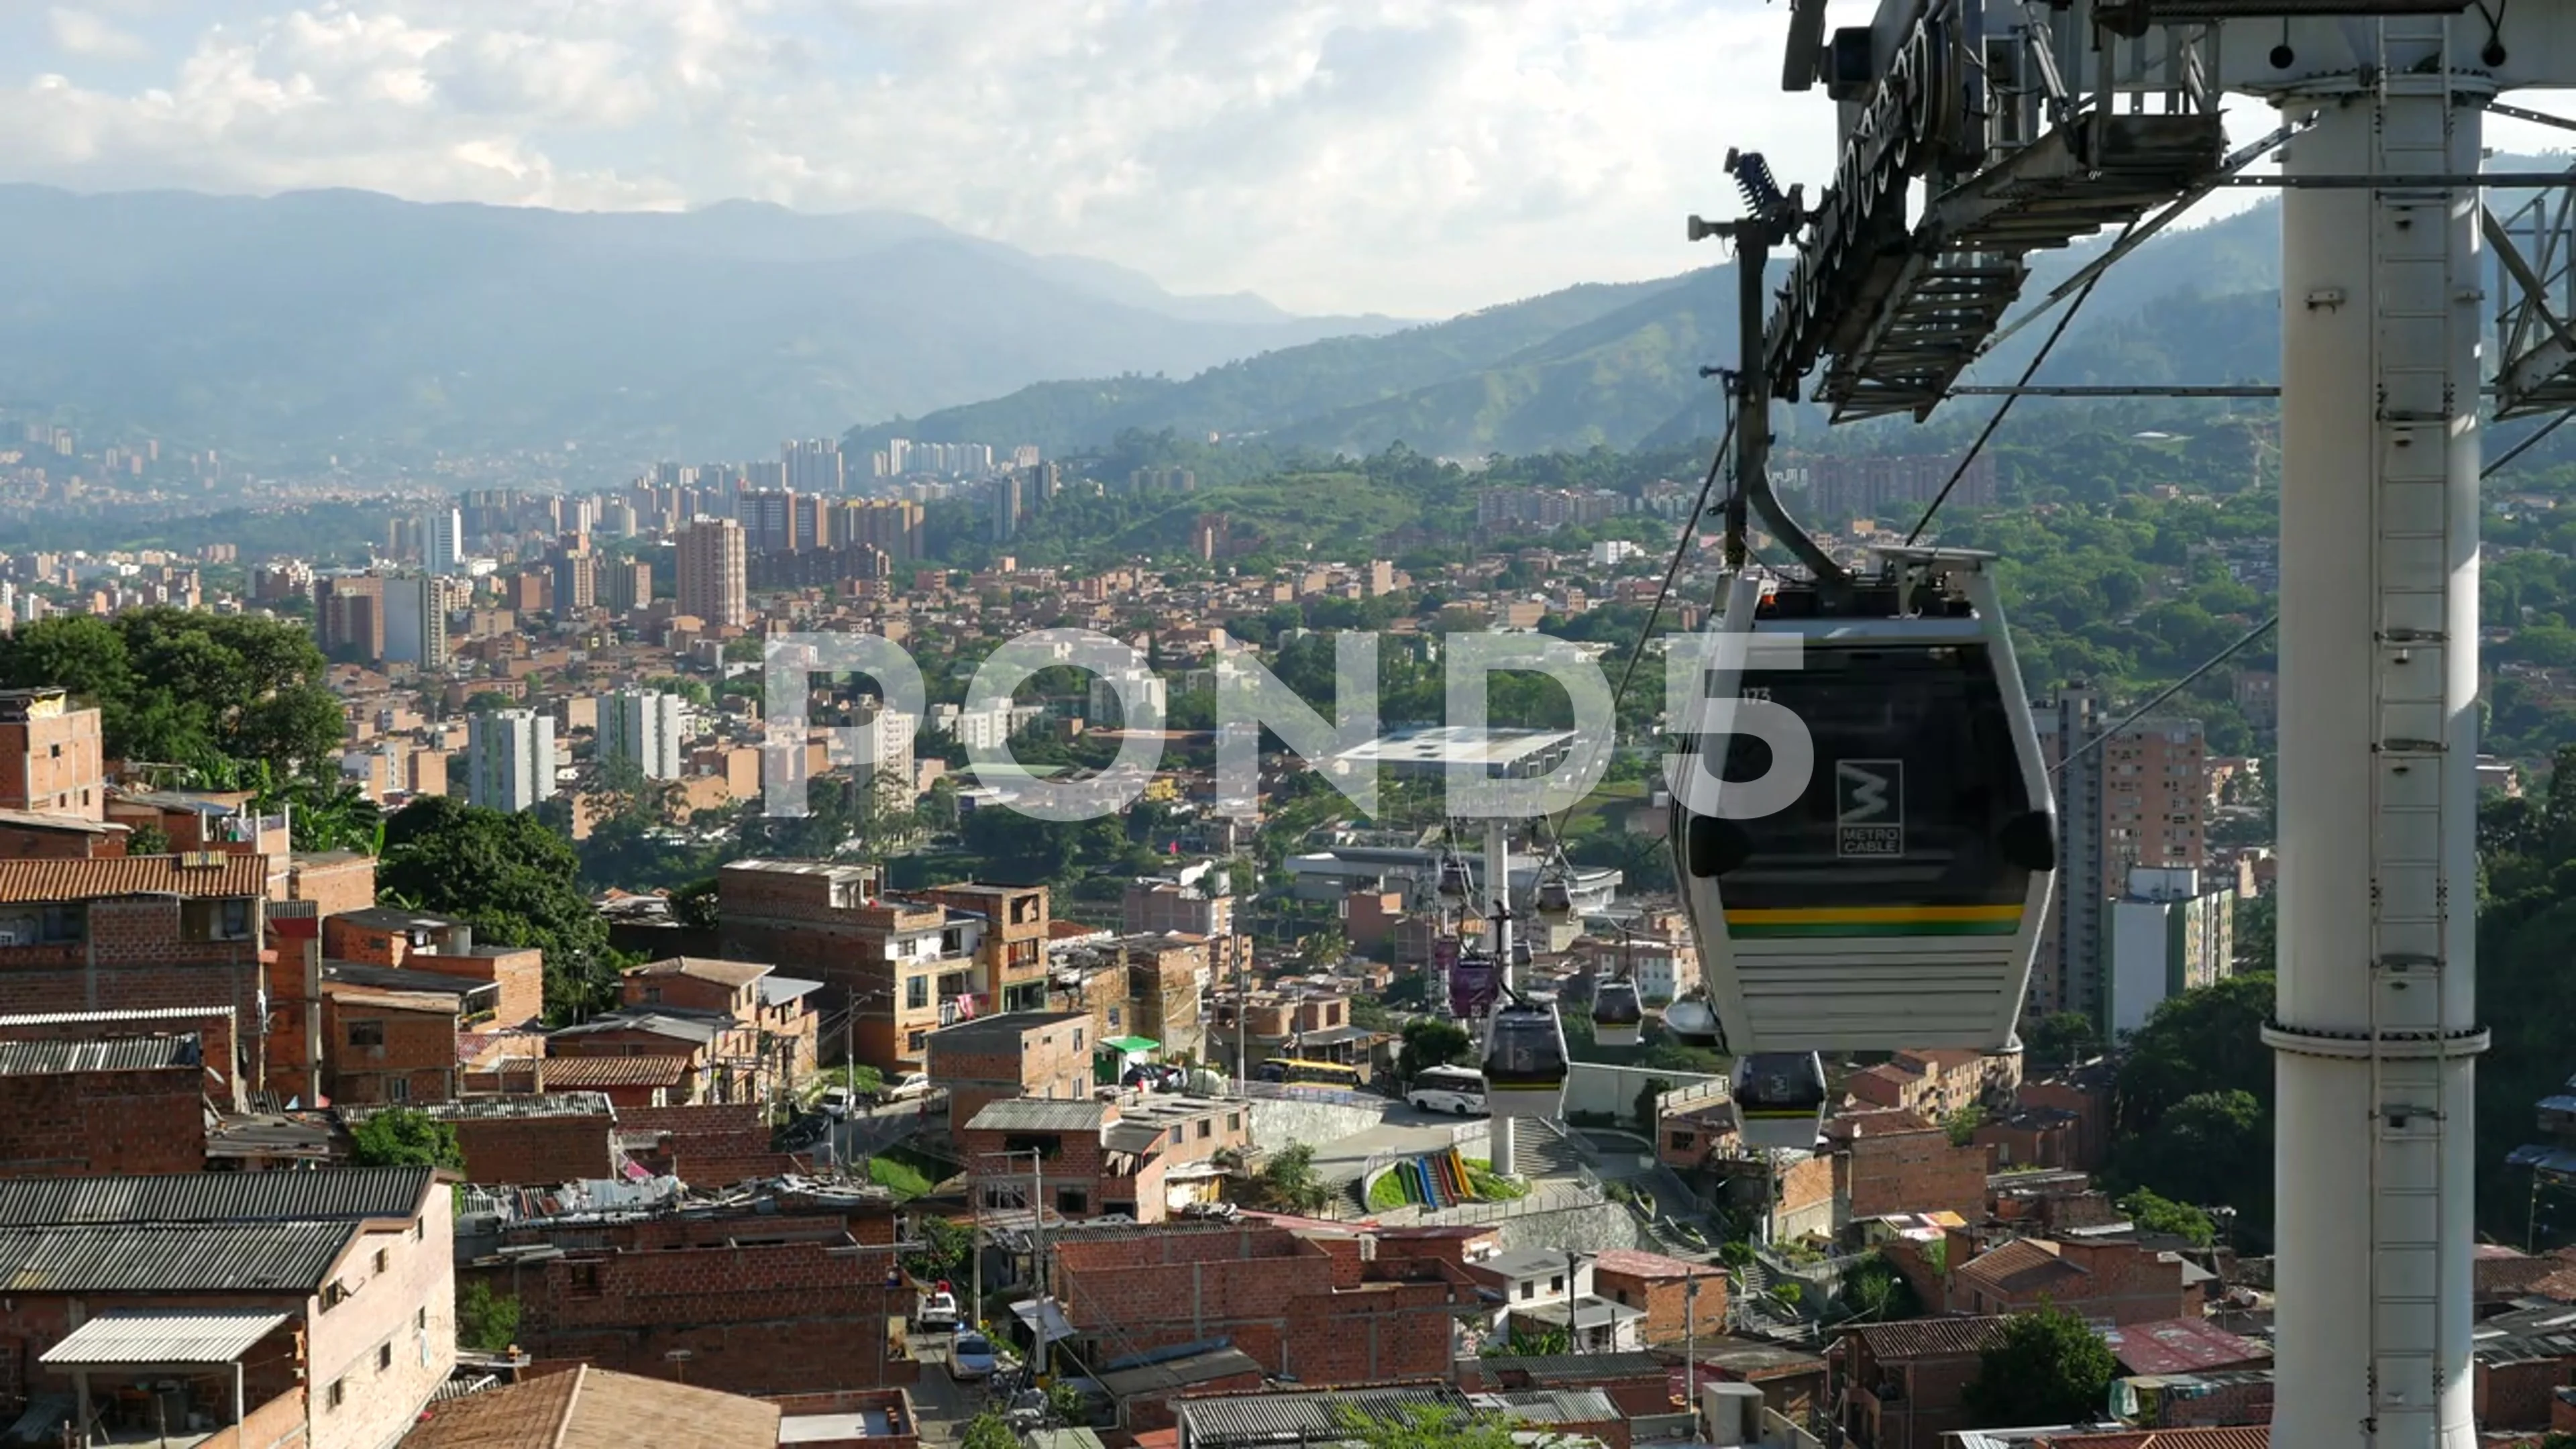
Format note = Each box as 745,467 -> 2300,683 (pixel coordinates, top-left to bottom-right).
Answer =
601,690 -> 686,780
425,508 -> 466,575
379,574 -> 451,670
467,709 -> 557,813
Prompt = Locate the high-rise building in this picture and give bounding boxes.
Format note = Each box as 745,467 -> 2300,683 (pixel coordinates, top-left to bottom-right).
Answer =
843,703 -> 918,798
991,472 -> 1024,543
467,709 -> 557,813
784,439 -> 845,494
2031,688 -> 2106,1024
551,546 -> 596,614
315,574 -> 386,662
2106,865 -> 2238,1037
600,690 -> 686,780
380,574 -> 451,670
833,498 -> 924,561
425,508 -> 466,574
678,518 -> 749,627
601,559 -> 652,614
738,490 -> 799,554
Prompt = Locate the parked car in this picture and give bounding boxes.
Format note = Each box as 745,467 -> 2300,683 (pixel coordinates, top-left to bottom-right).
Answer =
917,1287 -> 959,1333
949,1331 -> 998,1381
885,1072 -> 934,1102
818,1085 -> 855,1119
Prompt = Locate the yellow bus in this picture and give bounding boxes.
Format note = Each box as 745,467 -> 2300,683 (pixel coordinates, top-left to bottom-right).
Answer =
1254,1058 -> 1361,1088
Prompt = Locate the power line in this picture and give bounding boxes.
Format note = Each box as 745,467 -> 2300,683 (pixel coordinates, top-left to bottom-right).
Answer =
2050,612 -> 2279,776
2485,412 -> 2571,478
1905,216 -> 2141,546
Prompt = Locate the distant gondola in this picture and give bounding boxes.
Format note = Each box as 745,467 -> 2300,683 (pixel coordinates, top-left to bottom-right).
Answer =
1591,979 -> 1644,1049
1731,1052 -> 1828,1152
1481,997 -> 1570,1120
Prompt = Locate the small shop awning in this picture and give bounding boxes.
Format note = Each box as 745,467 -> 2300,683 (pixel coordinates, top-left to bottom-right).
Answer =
42,1309 -> 289,1367
1011,1296 -> 1077,1346
1102,1036 -> 1160,1055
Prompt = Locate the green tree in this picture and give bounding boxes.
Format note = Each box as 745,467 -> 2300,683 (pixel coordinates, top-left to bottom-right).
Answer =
1945,1104 -> 1988,1148
379,796 -> 627,1018
2110,1087 -> 2269,1224
1635,1077 -> 1674,1134
1479,1326 -> 1569,1358
350,1108 -> 465,1170
1340,1405 -> 1542,1449
961,1412 -> 1018,1449
1836,1252 -> 1924,1324
669,876 -> 721,931
1254,1143 -> 1333,1214
0,610 -> 343,777
1398,1019 -> 1474,1081
125,822 -> 172,856
457,1281 -> 521,1352
1960,1305 -> 2118,1426
2028,1011 -> 2104,1068
2118,1189 -> 2217,1247
903,1213 -> 975,1285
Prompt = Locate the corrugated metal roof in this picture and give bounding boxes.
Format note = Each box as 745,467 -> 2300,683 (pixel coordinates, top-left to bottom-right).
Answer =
0,1036 -> 199,1075
1474,1352 -> 1667,1383
40,1307 -> 290,1364
550,1010 -> 727,1044
1103,1122 -> 1167,1154
0,1006 -> 225,1026
341,1094 -> 614,1122
0,1221 -> 356,1293
0,1165 -> 431,1226
2100,1318 -> 2269,1377
1471,1389 -> 1603,1422
1850,1315 -> 2015,1361
967,1099 -> 1109,1133
0,854 -> 269,904
1178,1387 -> 1471,1446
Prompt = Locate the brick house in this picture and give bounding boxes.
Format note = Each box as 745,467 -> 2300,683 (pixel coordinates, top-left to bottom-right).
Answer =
622,957 -> 822,1092
0,1166 -> 455,1449
340,1095 -> 620,1186
0,855 -> 273,1085
715,859 -> 1000,1070
1843,1049 -> 2021,1122
1945,1235 -> 2210,1325
547,1006 -> 767,1105
322,908 -> 545,1029
924,1010 -> 1093,1130
321,963 -> 510,1104
619,1102 -> 808,1185
0,1005 -> 244,1110
1588,1248 -> 1729,1346
533,1053 -> 694,1108
914,882 -> 1053,1016
461,1194 -> 908,1395
1840,1316 -> 2017,1449
0,1035 -> 210,1176
1833,1116 -> 1996,1228
0,810 -> 124,860
1048,1224 -> 1481,1387
2469,1302 -> 2576,1430
960,1092 -> 1251,1223
1053,934 -> 1211,1064
0,687 -> 105,820
2015,1061 -> 2116,1173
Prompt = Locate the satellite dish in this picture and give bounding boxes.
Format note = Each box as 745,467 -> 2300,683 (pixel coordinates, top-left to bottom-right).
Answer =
1782,0 -> 1829,91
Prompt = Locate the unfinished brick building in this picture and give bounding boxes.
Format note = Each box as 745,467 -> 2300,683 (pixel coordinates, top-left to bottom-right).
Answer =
0,1036 -> 210,1176
462,1193 -> 910,1395
1048,1224 -> 1480,1386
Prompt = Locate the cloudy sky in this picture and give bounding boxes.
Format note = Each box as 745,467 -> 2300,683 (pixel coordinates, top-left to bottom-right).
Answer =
0,0 -> 2566,317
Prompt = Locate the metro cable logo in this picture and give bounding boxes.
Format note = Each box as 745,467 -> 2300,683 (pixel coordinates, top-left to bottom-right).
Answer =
1835,759 -> 1904,858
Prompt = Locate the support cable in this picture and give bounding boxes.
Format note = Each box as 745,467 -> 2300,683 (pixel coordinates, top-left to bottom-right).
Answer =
2484,412 -> 2571,478
1904,219 -> 2140,545
2050,612 -> 2278,775
1542,403 -> 1736,847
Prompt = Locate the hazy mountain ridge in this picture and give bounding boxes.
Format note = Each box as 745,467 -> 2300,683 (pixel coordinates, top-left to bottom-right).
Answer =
0,185 -> 1409,459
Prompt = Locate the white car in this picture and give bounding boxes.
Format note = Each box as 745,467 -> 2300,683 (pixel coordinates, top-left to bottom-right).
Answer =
884,1072 -> 934,1102
949,1331 -> 998,1381
817,1086 -> 855,1119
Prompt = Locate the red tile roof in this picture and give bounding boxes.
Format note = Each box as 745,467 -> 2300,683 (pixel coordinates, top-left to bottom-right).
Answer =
539,1056 -> 690,1087
1960,1238 -> 2088,1297
624,957 -> 769,987
1847,1315 -> 2015,1361
1591,1248 -> 1726,1281
2099,1318 -> 2271,1377
0,853 -> 270,904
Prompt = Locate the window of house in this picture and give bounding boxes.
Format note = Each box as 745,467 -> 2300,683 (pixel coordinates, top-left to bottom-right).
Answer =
1073,1028 -> 1083,1049
377,1343 -> 393,1372
416,1307 -> 427,1331
1228,1114 -> 1242,1131
327,1380 -> 344,1410
1196,1120 -> 1212,1139
1670,1131 -> 1696,1150
37,904 -> 81,943
906,975 -> 928,1010
349,1021 -> 384,1047
569,1263 -> 601,1294
386,1077 -> 410,1103
1056,1187 -> 1087,1214
1550,1275 -> 1564,1294
644,986 -> 661,1003
1519,1281 -> 1535,1301
374,1248 -> 388,1274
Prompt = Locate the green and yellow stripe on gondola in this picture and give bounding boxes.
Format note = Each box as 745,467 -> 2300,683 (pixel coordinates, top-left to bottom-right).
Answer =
1721,904 -> 2025,939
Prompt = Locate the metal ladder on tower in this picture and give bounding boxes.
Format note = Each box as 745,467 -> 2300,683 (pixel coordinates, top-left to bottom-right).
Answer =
2363,15 -> 2458,1446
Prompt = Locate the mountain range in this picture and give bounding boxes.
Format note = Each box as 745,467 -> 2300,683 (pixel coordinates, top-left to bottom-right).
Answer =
0,186 -> 1405,461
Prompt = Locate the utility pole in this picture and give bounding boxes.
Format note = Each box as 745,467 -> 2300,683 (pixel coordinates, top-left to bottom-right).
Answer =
1487,818 -> 1516,1179
1683,1276 -> 1700,1413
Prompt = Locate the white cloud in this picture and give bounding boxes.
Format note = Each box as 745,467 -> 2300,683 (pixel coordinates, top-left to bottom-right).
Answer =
46,7 -> 152,61
8,0 -> 2563,316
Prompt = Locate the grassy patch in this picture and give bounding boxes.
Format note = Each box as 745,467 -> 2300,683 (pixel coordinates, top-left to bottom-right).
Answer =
1461,1159 -> 1529,1201
869,1156 -> 934,1199
1366,1169 -> 1409,1211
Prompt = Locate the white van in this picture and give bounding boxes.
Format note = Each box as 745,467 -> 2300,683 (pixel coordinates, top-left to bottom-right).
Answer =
1407,1065 -> 1487,1116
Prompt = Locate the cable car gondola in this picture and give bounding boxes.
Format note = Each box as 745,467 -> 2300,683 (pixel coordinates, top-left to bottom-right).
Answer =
1670,547 -> 2057,1055
1536,867 -> 1576,924
1660,994 -> 1720,1049
1481,996 -> 1570,1120
1591,979 -> 1644,1049
1438,853 -> 1475,902
1731,1052 -> 1827,1152
1450,951 -> 1499,1024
